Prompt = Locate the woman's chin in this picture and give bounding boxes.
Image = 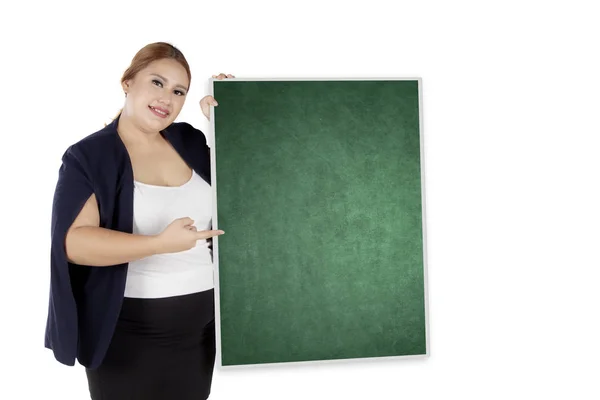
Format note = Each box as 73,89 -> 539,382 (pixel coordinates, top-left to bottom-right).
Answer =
143,115 -> 172,131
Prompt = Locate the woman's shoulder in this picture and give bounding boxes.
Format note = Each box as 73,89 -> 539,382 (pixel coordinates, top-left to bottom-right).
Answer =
167,121 -> 209,148
168,121 -> 202,135
63,122 -> 124,163
59,123 -> 127,183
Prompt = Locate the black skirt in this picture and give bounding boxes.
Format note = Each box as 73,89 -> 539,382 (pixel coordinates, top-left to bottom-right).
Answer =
85,289 -> 216,400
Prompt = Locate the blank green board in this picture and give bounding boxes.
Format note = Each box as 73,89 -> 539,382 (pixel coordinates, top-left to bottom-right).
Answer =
211,79 -> 428,367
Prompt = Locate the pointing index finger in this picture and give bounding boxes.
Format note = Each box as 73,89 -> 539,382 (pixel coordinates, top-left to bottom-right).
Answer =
196,229 -> 225,240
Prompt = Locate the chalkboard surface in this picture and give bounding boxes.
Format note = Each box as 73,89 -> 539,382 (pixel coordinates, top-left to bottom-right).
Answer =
211,79 -> 427,367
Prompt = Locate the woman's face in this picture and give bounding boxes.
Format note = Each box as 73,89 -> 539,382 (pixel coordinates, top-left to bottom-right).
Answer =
121,58 -> 190,132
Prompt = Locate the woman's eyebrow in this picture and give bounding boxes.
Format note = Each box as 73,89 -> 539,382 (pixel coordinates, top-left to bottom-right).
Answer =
150,73 -> 188,91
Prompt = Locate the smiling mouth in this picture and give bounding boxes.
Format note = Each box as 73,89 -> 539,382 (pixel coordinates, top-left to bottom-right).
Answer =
149,106 -> 169,117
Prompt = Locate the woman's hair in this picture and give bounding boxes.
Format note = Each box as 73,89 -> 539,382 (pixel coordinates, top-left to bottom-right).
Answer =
108,42 -> 191,123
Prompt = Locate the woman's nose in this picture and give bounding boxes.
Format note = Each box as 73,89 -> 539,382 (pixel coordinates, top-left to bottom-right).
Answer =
158,94 -> 172,105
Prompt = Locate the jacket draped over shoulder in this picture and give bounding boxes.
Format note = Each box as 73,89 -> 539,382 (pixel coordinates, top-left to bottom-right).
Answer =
44,116 -> 211,369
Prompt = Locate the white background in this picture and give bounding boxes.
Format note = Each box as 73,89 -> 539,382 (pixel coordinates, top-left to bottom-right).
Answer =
1,0 -> 599,399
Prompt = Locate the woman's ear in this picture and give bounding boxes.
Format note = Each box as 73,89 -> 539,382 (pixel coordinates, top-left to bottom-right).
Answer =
121,80 -> 130,95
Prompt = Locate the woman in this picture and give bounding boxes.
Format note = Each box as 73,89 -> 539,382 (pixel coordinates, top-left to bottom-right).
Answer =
44,41 -> 233,399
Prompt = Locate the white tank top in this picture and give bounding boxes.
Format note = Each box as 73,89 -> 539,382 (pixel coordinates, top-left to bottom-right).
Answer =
124,170 -> 214,299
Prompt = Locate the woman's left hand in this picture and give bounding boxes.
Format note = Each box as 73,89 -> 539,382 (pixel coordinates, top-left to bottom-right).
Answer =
200,73 -> 235,120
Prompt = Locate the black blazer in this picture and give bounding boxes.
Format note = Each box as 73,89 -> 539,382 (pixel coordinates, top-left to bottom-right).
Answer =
44,115 -> 211,369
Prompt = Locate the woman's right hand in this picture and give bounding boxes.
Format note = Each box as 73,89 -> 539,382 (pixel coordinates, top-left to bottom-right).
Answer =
155,217 -> 224,254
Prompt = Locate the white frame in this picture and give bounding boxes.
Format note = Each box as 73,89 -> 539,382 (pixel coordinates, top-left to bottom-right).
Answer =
208,77 -> 429,370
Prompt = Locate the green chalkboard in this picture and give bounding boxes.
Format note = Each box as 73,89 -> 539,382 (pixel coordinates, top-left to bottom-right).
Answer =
211,79 -> 427,367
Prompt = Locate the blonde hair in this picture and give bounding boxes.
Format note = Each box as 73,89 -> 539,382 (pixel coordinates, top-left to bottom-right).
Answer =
105,42 -> 191,126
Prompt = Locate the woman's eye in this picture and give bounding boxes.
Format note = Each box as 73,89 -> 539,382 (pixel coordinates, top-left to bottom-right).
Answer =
152,80 -> 185,96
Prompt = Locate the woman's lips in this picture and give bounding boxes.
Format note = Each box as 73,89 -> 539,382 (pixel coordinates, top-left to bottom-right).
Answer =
149,106 -> 169,118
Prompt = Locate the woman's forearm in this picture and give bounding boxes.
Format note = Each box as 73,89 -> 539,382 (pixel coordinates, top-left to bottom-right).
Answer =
65,226 -> 160,267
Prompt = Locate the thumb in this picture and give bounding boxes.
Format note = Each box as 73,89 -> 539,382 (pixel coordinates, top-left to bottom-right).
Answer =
200,95 -> 218,107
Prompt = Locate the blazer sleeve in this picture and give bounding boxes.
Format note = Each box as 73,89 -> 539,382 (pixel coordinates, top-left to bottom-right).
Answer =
45,145 -> 95,366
